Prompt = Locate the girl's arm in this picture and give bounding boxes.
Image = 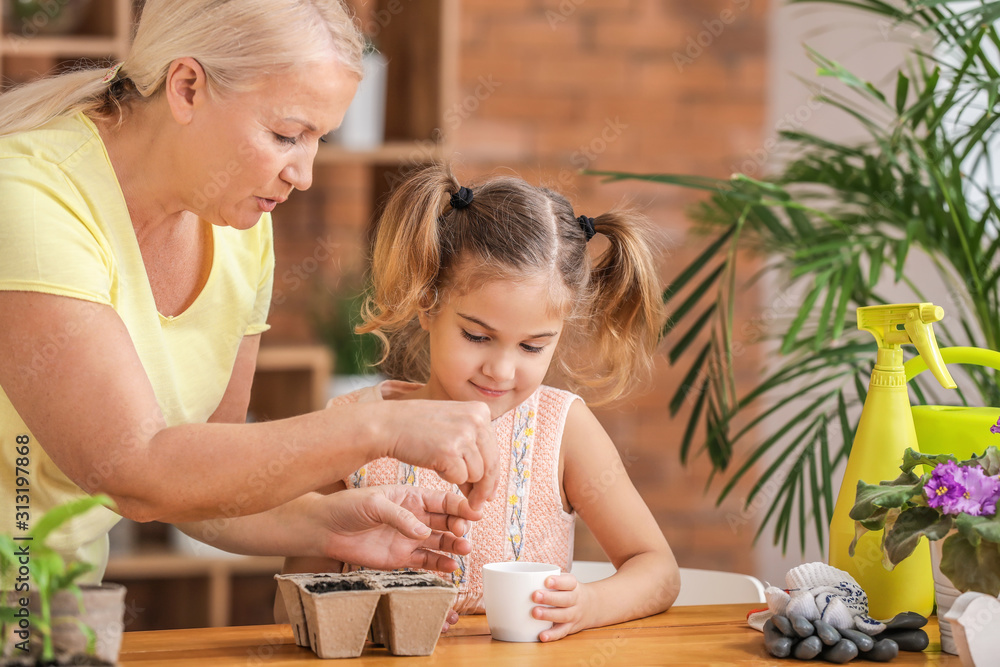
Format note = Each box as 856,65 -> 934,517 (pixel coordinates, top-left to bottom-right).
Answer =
532,400 -> 680,642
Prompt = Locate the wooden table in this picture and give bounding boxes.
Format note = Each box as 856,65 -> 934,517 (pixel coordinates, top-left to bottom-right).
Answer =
118,603 -> 961,665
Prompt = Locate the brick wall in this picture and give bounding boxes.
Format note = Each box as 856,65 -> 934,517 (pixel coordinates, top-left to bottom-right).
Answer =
267,0 -> 770,575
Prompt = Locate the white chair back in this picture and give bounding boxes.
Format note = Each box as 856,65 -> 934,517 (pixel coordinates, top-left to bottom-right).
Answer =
570,561 -> 766,606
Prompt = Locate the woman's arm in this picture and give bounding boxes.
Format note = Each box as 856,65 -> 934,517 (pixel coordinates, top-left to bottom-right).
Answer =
177,484 -> 477,565
531,400 -> 680,642
0,292 -> 499,523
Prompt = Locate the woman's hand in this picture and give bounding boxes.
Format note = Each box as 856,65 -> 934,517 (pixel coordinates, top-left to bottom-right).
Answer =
531,573 -> 592,642
318,485 -> 481,572
372,400 -> 499,510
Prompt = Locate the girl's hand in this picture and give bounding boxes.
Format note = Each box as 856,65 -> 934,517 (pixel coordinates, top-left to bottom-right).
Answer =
441,609 -> 460,634
530,573 -> 591,642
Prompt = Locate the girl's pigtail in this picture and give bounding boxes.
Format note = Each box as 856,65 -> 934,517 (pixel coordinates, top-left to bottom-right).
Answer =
579,210 -> 665,402
358,165 -> 460,380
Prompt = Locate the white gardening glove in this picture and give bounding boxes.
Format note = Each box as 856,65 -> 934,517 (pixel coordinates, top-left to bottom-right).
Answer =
747,562 -> 886,636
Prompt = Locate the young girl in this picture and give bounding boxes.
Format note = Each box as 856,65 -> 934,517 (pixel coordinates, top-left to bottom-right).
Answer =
280,165 -> 680,641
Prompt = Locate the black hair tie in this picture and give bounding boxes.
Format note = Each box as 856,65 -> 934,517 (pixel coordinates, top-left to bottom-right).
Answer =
450,186 -> 474,210
577,215 -> 596,242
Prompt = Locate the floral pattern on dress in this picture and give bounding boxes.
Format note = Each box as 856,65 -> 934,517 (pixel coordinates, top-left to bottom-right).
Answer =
399,462 -> 417,486
505,395 -> 538,561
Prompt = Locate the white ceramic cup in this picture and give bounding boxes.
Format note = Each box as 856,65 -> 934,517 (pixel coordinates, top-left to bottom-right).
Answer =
482,561 -> 561,642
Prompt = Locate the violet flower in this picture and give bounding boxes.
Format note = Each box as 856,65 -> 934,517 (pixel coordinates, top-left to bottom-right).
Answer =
924,461 -> 968,515
956,466 -> 1000,516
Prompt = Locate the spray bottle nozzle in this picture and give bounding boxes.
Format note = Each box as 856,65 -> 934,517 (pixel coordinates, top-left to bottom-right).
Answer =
857,302 -> 957,389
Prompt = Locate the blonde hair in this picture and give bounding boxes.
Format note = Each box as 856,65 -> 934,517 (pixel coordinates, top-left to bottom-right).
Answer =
360,164 -> 666,404
0,0 -> 364,137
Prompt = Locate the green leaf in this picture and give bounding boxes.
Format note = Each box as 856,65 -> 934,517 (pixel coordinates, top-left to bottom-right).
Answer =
836,390 -> 854,467
972,447 -> 1000,476
893,224 -> 913,282
808,46 -> 887,103
668,304 -> 717,364
53,561 -> 94,591
832,256 -> 858,340
941,533 -> 1000,596
781,273 -> 831,354
663,263 -> 725,336
669,343 -> 711,417
849,517 -> 871,557
807,441 -> 826,552
895,71 -> 910,115
818,416 -> 835,522
848,473 -> 923,520
662,226 -> 735,307
28,495 -> 114,544
882,506 -> 952,565
900,447 -> 954,475
954,511 -> 1000,545
814,271 -> 840,350
679,378 -> 709,465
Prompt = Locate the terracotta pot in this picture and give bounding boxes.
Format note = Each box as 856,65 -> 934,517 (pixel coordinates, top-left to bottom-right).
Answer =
930,539 -> 961,655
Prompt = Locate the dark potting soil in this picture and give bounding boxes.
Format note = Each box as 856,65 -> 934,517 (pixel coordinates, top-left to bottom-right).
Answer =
382,580 -> 438,588
305,579 -> 372,593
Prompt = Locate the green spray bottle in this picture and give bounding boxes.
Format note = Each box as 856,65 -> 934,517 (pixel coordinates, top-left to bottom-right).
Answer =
828,303 -> 956,620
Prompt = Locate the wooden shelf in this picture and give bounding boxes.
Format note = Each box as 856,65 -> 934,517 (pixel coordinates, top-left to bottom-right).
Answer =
0,36 -> 124,57
250,345 -> 332,420
104,552 -> 283,629
0,0 -> 133,87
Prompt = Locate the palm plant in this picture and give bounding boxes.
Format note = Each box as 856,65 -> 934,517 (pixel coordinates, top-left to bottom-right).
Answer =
592,0 -> 1000,553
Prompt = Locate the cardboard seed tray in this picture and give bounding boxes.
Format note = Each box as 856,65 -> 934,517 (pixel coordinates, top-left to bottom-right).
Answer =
275,571 -> 458,659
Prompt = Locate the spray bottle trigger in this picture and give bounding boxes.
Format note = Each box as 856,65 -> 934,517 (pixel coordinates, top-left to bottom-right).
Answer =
904,307 -> 957,389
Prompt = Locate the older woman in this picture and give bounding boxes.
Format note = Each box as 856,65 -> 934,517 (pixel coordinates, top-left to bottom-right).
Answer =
0,0 -> 496,583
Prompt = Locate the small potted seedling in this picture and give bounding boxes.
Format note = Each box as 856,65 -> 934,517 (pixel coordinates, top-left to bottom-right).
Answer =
0,495 -> 126,666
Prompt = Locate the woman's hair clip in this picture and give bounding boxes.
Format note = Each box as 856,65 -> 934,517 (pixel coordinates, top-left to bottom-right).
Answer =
577,215 -> 596,242
450,186 -> 474,210
101,62 -> 124,85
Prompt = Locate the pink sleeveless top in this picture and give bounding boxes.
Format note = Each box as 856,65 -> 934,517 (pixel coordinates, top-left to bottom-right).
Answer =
330,381 -> 578,613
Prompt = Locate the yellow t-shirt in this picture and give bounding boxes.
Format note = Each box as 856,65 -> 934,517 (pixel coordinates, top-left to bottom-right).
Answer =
0,113 -> 274,575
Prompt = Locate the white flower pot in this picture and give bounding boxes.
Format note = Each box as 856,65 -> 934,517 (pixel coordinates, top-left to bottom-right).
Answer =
931,539 -> 961,655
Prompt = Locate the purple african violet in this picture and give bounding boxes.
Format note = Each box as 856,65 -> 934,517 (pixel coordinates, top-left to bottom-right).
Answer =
924,461 -> 967,514
924,460 -> 1000,516
956,465 -> 1000,516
